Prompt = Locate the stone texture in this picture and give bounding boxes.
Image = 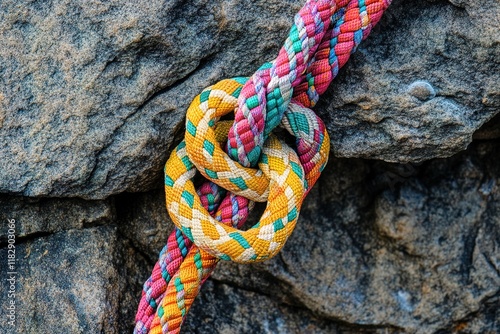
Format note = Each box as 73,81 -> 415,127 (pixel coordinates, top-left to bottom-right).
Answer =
0,0 -> 302,199
0,195 -> 114,243
0,0 -> 498,199
209,140 -> 500,334
183,280 -> 346,334
0,226 -> 148,333
0,0 -> 499,333
115,190 -> 174,260
1,140 -> 498,333
316,0 -> 500,163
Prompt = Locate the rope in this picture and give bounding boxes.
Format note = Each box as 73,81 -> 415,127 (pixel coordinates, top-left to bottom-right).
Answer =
135,0 -> 392,332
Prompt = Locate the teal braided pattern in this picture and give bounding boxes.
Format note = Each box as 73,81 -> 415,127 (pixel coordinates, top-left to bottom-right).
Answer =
135,0 -> 393,332
227,0 -> 392,169
134,183 -> 223,333
227,0 -> 335,167
296,0 -> 393,106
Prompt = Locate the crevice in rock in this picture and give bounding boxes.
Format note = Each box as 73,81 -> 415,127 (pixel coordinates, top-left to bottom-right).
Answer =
116,225 -> 157,268
0,224 -> 121,248
135,53 -> 217,113
113,190 -> 168,265
482,253 -> 500,278
434,292 -> 499,334
473,113 -> 500,141
0,231 -> 53,248
207,277 -> 406,333
86,53 -> 217,196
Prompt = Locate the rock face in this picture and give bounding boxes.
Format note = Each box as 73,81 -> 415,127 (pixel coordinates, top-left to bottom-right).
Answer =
0,225 -> 148,333
317,0 -> 500,163
0,0 -> 499,333
2,141 -> 499,334
210,140 -> 500,333
1,0 -> 498,199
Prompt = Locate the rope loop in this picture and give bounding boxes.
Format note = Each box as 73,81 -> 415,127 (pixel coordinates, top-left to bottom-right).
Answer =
135,0 -> 393,331
184,78 -> 271,203
165,78 -> 329,262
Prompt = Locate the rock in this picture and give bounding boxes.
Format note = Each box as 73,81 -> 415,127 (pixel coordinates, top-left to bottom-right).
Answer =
115,189 -> 174,260
0,0 -> 498,199
183,280 -> 345,334
316,0 -> 500,163
0,0 -> 499,333
0,226 -> 148,333
407,81 -> 436,101
209,140 -> 500,333
0,0 -> 302,199
474,113 -> 500,140
1,141 -> 498,333
0,196 -> 114,243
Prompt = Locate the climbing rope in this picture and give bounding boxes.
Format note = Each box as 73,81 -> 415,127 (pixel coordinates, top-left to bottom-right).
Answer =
135,0 -> 392,333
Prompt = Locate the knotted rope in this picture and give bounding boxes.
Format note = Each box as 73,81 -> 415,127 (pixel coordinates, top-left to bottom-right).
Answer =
135,0 -> 392,333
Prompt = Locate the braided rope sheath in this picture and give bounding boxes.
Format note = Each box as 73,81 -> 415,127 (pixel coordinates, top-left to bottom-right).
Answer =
134,184 -> 221,333
135,125 -> 254,334
151,82 -> 329,333
228,0 -> 391,166
135,0 -> 392,332
179,80 -> 329,263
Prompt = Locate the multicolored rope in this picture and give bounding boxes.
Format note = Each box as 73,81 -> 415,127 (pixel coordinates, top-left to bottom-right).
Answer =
169,79 -> 330,263
135,0 -> 392,333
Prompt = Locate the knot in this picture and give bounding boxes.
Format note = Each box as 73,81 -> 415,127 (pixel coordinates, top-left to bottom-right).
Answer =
165,78 -> 329,263
135,1 -> 393,332
227,0 -> 336,167
226,0 -> 392,167
184,78 -> 270,203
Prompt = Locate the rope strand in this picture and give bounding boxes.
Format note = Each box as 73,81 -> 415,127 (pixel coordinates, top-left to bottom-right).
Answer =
135,1 -> 392,332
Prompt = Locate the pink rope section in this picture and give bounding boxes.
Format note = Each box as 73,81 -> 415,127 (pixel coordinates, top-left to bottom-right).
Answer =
135,0 -> 392,332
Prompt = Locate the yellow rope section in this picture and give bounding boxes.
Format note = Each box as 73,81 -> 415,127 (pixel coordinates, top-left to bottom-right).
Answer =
164,79 -> 329,263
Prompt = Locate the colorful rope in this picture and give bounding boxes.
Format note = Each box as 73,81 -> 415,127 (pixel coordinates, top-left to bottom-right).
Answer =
170,79 -> 329,263
135,0 -> 392,333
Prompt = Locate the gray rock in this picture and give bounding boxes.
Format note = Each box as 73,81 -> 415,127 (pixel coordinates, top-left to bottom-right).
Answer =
316,0 -> 500,163
0,0 -> 301,199
407,81 -> 436,101
0,226 -> 148,333
183,280 -> 346,334
0,195 -> 114,243
209,140 -> 500,334
0,0 -> 498,199
1,141 -> 498,333
115,190 -> 174,260
0,0 -> 499,333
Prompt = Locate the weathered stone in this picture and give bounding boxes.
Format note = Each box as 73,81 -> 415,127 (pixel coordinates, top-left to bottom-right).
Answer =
0,0 -> 302,199
209,140 -> 500,334
0,195 -> 114,243
316,0 -> 499,163
0,226 -> 148,333
115,189 -> 174,260
183,279 -> 398,334
0,0 -> 499,333
1,0 -> 498,198
474,113 -> 500,140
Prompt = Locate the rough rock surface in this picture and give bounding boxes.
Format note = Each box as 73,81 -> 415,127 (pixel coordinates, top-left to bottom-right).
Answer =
1,140 -> 498,334
0,224 -> 149,333
0,196 -> 113,243
0,0 -> 499,333
209,140 -> 500,333
317,0 -> 500,163
0,0 -> 498,199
